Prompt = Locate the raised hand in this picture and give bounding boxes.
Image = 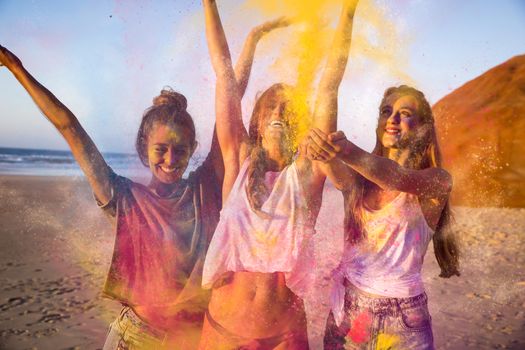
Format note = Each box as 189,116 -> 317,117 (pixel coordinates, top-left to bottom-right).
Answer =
296,0 -> 359,193
311,0 -> 359,133
203,0 -> 248,202
0,45 -> 22,70
0,44 -> 112,204
250,16 -> 293,40
235,16 -> 294,98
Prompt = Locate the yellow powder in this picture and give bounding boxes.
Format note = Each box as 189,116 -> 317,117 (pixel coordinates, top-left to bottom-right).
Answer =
376,333 -> 401,350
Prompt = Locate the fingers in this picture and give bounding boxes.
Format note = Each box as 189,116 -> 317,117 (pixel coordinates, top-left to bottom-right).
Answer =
256,16 -> 295,36
307,139 -> 330,161
306,142 -> 329,162
328,130 -> 347,143
305,128 -> 341,162
310,128 -> 342,153
271,16 -> 294,28
303,129 -> 327,161
0,46 -> 20,69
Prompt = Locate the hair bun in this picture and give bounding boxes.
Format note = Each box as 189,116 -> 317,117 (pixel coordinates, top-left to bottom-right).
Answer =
153,87 -> 187,111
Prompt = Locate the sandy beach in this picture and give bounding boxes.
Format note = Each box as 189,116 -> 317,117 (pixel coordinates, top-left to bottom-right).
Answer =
0,175 -> 524,349
0,175 -> 120,350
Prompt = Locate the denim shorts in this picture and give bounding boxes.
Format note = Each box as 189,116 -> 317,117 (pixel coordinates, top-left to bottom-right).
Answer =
103,306 -> 204,350
102,307 -> 170,350
324,286 -> 434,350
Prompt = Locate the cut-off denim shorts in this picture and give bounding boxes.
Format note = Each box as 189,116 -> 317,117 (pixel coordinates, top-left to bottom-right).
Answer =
102,306 -> 203,350
324,285 -> 434,350
102,307 -> 170,350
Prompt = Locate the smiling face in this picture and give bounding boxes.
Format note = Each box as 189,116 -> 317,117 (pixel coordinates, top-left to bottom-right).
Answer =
146,122 -> 196,184
377,94 -> 423,150
260,97 -> 292,150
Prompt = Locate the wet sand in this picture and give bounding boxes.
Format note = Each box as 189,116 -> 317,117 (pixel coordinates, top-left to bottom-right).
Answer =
0,175 -> 524,349
0,175 -> 120,350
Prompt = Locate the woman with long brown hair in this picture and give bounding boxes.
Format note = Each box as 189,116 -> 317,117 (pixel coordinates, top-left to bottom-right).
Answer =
0,16 -> 291,350
200,0 -> 358,348
306,85 -> 460,349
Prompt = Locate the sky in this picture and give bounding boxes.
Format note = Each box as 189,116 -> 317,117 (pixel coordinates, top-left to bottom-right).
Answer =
0,0 -> 524,156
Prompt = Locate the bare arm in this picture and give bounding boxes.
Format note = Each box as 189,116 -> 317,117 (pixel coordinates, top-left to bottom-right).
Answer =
234,17 -> 291,98
205,17 -> 292,182
317,158 -> 358,191
204,17 -> 292,187
296,1 -> 358,190
337,140 -> 451,198
312,0 -> 357,133
203,0 -> 248,201
0,45 -> 112,204
308,128 -> 452,198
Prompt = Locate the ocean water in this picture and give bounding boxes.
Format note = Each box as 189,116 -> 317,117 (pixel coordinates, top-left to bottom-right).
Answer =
0,147 -> 203,179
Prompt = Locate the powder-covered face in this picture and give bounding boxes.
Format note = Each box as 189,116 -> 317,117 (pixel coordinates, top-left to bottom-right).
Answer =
259,97 -> 293,153
146,123 -> 195,184
377,94 -> 423,150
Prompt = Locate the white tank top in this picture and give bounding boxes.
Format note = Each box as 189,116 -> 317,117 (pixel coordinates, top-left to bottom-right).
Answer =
331,191 -> 434,325
202,158 -> 315,298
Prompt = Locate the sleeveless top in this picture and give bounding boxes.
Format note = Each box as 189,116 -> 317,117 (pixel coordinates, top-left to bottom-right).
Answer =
202,158 -> 315,298
96,155 -> 221,328
330,191 -> 434,326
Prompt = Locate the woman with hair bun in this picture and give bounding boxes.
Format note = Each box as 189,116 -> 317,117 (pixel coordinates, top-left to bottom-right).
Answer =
0,17 -> 290,349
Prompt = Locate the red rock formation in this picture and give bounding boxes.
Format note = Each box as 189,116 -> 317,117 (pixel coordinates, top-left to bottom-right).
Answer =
433,55 -> 525,207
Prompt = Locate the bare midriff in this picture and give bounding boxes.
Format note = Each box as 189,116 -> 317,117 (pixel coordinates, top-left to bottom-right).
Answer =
208,271 -> 307,339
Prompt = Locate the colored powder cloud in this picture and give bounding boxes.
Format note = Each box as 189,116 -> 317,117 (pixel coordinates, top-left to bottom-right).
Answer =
242,0 -> 413,150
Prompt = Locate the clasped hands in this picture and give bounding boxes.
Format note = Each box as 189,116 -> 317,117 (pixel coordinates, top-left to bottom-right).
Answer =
302,128 -> 350,163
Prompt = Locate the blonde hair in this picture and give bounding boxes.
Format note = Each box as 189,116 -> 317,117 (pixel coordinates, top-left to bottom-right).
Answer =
346,85 -> 460,278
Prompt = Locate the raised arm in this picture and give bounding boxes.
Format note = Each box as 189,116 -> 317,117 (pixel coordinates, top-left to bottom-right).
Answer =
312,0 -> 358,133
0,45 -> 112,204
203,0 -> 248,200
234,17 -> 291,98
308,128 -> 452,198
296,1 -> 358,195
204,16 -> 293,185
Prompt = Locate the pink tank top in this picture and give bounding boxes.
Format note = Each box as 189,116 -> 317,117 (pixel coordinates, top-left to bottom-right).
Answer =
331,191 -> 434,325
202,158 -> 315,298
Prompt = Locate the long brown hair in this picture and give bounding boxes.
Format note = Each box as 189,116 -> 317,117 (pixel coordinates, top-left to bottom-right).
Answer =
345,85 -> 460,278
246,83 -> 298,216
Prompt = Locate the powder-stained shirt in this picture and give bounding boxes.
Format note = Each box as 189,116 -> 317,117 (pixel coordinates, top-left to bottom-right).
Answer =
202,157 -> 315,299
97,156 -> 221,329
330,191 -> 434,326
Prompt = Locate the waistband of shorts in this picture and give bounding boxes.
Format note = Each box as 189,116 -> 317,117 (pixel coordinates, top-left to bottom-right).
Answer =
344,287 -> 428,314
